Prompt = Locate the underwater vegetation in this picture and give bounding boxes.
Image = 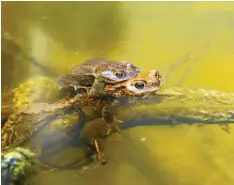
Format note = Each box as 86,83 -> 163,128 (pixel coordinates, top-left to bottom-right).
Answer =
1,148 -> 36,185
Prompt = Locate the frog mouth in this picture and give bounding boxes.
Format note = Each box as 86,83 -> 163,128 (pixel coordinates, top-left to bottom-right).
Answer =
125,79 -> 163,95
147,79 -> 163,93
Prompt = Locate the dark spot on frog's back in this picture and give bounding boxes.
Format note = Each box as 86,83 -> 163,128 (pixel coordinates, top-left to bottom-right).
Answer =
78,75 -> 96,86
72,58 -> 111,74
57,74 -> 80,87
70,58 -> 109,80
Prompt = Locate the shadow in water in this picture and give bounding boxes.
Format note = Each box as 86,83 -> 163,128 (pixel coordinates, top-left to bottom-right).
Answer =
122,114 -> 234,129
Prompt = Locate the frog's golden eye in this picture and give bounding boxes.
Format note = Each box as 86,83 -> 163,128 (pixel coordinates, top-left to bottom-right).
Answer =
134,81 -> 146,89
114,71 -> 125,78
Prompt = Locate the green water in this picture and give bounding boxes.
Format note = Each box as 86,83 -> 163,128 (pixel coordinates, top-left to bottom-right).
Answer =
2,2 -> 234,185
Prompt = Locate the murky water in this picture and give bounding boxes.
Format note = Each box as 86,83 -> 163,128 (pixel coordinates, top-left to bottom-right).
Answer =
2,2 -> 234,185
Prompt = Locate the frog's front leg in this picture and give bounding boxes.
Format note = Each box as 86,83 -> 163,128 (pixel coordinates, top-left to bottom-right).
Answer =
89,79 -> 106,97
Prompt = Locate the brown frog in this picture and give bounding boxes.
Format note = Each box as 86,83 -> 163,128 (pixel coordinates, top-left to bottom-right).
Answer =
104,69 -> 162,97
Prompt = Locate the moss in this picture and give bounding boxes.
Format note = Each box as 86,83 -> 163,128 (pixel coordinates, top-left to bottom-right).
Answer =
46,114 -> 78,132
2,147 -> 37,185
12,76 -> 60,111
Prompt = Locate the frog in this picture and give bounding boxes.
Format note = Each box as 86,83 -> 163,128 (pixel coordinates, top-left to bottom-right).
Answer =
104,69 -> 162,97
57,58 -> 141,97
1,69 -> 163,166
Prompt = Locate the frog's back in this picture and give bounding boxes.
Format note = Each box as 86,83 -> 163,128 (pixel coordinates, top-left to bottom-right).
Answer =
71,58 -> 113,86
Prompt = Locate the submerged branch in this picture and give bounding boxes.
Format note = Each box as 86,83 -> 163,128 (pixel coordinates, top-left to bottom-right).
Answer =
2,87 -> 234,151
119,87 -> 234,128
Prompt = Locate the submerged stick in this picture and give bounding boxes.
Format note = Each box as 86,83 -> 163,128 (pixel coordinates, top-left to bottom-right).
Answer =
119,87 -> 234,129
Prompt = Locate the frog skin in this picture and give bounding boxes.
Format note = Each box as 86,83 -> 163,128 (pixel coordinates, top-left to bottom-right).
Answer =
1,69 -> 163,165
104,69 -> 162,97
57,58 -> 141,97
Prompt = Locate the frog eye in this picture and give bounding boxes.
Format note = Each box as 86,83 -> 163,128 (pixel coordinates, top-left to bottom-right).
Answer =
134,81 -> 146,89
114,71 -> 126,78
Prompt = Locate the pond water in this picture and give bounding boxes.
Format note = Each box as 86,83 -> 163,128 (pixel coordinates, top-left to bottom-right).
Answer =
1,2 -> 234,185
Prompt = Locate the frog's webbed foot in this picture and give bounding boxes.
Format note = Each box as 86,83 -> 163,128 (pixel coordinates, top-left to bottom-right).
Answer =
102,105 -> 114,123
112,119 -> 123,133
102,105 -> 123,134
105,124 -> 112,136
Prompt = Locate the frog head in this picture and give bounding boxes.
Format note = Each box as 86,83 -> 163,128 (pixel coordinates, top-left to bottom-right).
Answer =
98,61 -> 141,83
104,69 -> 163,97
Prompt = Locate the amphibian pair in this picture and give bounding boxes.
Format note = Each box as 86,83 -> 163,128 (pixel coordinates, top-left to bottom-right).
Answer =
56,58 -> 163,164
57,58 -> 141,97
57,58 -> 162,130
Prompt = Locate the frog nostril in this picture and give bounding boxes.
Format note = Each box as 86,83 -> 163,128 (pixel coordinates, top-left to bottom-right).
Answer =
155,71 -> 162,79
152,80 -> 161,87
